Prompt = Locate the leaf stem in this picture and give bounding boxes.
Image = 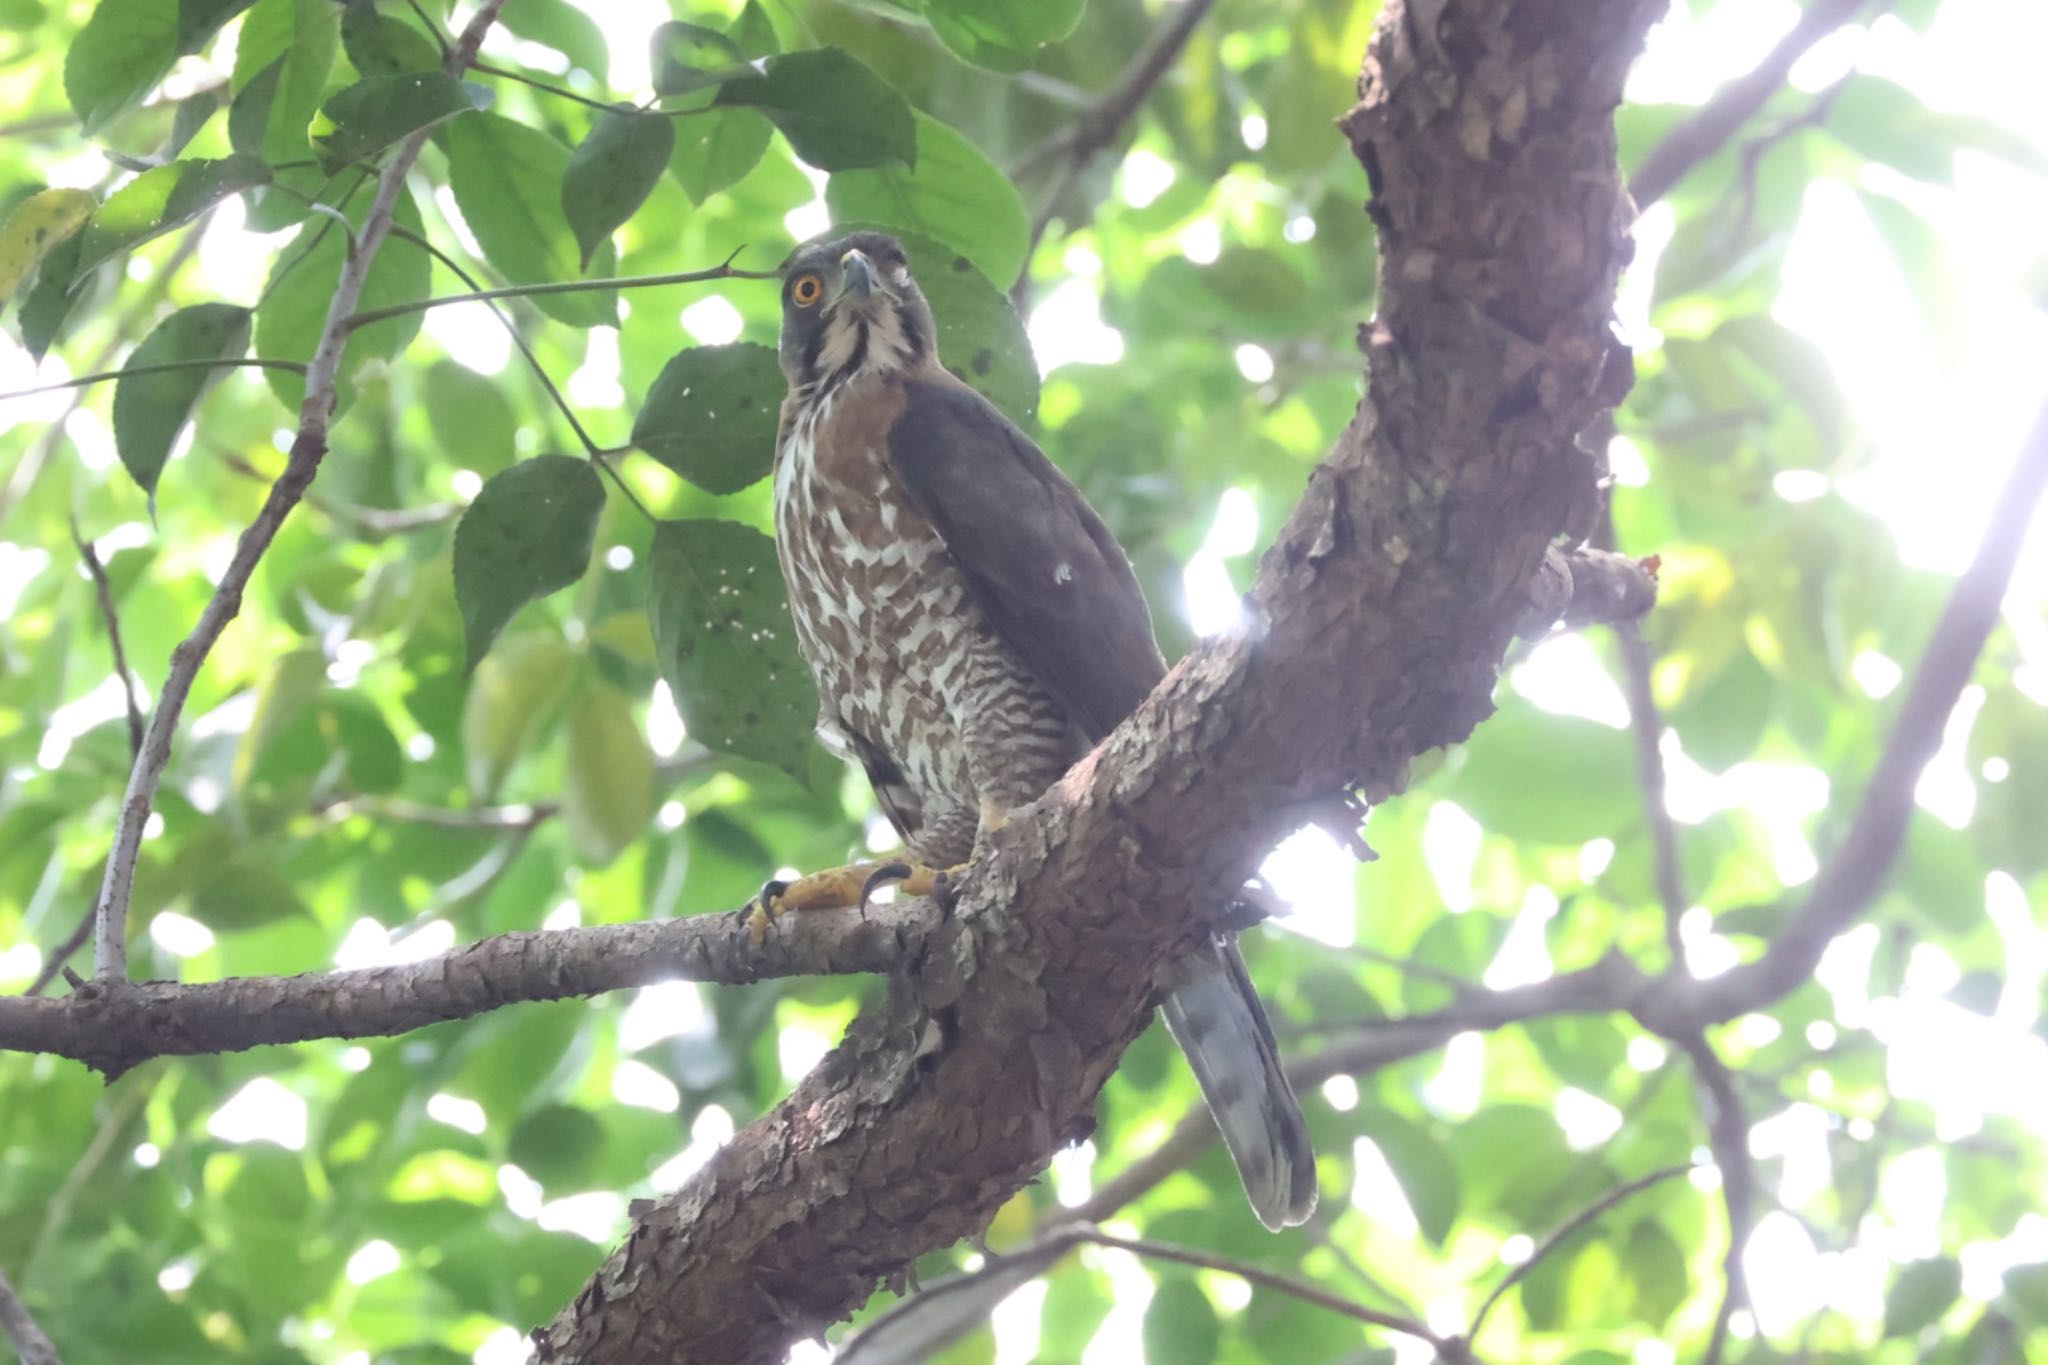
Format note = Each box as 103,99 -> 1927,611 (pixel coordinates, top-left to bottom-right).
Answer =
0,357 -> 307,402
471,60 -> 621,113
340,260 -> 777,331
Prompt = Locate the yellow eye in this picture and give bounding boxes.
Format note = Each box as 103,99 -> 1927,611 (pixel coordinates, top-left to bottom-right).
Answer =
791,273 -> 823,307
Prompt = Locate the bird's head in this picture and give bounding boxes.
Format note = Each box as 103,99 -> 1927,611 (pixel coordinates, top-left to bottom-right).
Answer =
776,231 -> 937,396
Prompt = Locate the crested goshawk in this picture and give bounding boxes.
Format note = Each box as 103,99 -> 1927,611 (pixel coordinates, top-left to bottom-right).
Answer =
756,230 -> 1316,1230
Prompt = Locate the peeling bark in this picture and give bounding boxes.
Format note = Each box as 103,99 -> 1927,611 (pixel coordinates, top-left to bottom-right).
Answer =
535,1 -> 1665,1358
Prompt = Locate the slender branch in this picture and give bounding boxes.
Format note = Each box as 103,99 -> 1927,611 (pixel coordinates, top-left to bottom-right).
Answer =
85,0 -> 514,983
0,1267 -> 59,1365
0,358 -> 306,403
1629,0 -> 1878,208
1469,1162 -> 1697,1341
471,60 -> 619,112
341,260 -> 776,332
1011,0 -> 1218,294
1667,398 -> 2048,1027
2,900 -> 937,1077
70,523 -> 144,759
1680,1033 -> 1753,1365
1619,623 -> 1688,965
840,1223 -> 1448,1363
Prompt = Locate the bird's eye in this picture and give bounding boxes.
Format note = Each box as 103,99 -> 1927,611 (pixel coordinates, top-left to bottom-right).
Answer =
790,273 -> 824,308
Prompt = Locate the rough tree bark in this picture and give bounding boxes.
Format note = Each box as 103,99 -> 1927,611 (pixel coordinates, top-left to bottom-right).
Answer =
534,0 -> 1665,1358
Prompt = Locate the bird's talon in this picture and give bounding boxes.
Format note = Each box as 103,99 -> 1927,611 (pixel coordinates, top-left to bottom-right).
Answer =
859,861 -> 914,911
745,879 -> 790,944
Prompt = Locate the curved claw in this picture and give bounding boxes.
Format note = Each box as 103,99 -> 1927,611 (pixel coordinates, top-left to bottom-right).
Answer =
859,861 -> 914,911
745,878 -> 790,944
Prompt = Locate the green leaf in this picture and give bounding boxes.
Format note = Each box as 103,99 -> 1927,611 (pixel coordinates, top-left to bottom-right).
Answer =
311,72 -> 491,176
231,0 -> 341,166
922,0 -> 1084,72
507,1104 -> 606,1191
453,456 -> 605,670
443,111 -> 618,328
562,109 -> 676,269
827,113 -> 1028,286
631,343 -> 782,494
254,184 -> 430,413
1443,707 -> 1635,846
1624,1221 -> 1689,1329
714,49 -> 916,172
0,188 -> 94,307
1885,1257 -> 1962,1337
461,632 -> 578,799
650,20 -> 749,97
1142,1276 -> 1218,1365
1363,1111 -> 1460,1247
164,85 -> 224,157
177,0 -> 257,52
111,303 -> 252,504
2005,1261 -> 2048,1327
339,0 -> 443,75
669,108 -> 774,205
422,359 -> 519,475
498,0 -> 609,78
75,155 -> 269,275
647,519 -> 820,781
64,0 -> 179,132
892,229 -> 1038,425
563,682 -> 656,864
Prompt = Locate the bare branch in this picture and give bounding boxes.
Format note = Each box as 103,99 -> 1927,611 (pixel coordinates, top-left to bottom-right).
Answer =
70,522 -> 144,759
0,1266 -> 60,1365
0,357 -> 306,403
1680,1033 -> 1754,1365
1469,1162 -> 1696,1341
1618,622 -> 1689,965
840,1223 -> 1449,1364
1668,398 -> 2048,1028
1,901 -> 936,1077
86,0 -> 513,984
1629,0 -> 1880,208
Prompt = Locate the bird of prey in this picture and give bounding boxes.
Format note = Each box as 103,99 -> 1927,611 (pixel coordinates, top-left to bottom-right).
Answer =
756,229 -> 1316,1230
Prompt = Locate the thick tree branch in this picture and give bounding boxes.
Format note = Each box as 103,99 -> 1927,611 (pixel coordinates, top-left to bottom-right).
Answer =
0,1267 -> 59,1365
0,902 -> 932,1077
1629,0 -> 1878,207
85,0 -> 510,983
535,4 -> 1663,1357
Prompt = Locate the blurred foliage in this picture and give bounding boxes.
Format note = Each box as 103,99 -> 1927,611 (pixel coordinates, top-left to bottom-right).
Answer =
1,0 -> 2046,1362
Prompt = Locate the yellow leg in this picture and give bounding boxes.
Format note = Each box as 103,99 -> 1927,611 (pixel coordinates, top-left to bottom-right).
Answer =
745,858 -> 967,941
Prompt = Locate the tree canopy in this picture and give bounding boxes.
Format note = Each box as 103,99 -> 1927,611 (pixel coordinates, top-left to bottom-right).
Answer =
1,0 -> 2045,1362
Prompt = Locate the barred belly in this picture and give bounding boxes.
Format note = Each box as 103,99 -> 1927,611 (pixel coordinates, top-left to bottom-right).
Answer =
774,407 -> 1072,866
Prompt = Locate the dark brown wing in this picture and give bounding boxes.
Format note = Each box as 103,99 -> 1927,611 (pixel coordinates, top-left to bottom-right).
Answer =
888,375 -> 1166,740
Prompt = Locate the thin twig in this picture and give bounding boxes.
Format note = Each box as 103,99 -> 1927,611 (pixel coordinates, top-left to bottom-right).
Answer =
0,1266 -> 59,1365
1010,0 -> 1217,295
1619,624 -> 1687,965
1680,1033 -> 1753,1365
1630,0 -> 1879,208
471,60 -> 619,112
69,523 -> 144,759
85,0 -> 515,983
1469,1162 -> 1697,1341
341,260 -> 776,331
0,357 -> 307,403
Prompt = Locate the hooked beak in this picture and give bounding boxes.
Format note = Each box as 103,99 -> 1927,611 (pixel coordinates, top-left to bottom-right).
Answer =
838,249 -> 876,301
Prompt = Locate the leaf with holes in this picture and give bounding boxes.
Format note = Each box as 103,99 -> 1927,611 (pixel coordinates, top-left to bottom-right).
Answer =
562,109 -> 675,269
453,456 -> 606,671
714,49 -> 915,172
311,72 -> 491,176
647,519 -> 818,781
631,343 -> 782,494
112,303 -> 253,506
0,189 -> 93,307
